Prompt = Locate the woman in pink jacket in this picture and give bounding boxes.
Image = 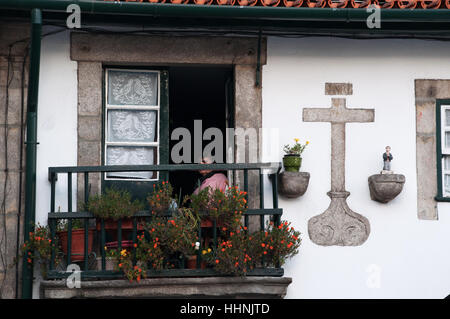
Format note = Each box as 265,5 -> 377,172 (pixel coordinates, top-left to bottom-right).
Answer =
193,157 -> 229,195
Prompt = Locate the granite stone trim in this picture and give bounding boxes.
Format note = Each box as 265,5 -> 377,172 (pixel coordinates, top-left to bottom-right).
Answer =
40,277 -> 292,299
415,79 -> 450,220
325,83 -> 353,96
71,33 -> 267,66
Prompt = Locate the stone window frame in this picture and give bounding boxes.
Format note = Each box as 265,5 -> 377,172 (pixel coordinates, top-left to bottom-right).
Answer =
415,80 -> 450,220
71,32 -> 266,210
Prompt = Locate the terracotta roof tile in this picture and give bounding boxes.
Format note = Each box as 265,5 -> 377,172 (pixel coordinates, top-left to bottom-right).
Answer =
103,0 -> 447,9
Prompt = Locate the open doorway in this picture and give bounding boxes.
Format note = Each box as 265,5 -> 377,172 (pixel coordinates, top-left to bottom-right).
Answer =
169,66 -> 233,201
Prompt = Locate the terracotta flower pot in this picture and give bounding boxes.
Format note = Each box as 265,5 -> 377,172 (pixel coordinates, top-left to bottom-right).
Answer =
58,229 -> 95,262
283,154 -> 302,172
186,255 -> 206,269
200,217 -> 214,228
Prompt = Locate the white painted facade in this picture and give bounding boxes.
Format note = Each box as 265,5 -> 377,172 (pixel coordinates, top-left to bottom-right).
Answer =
35,31 -> 450,298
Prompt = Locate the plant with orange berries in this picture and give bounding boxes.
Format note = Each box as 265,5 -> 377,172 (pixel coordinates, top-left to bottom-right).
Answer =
20,223 -> 60,277
203,226 -> 259,276
113,248 -> 147,282
147,181 -> 175,214
256,220 -> 301,267
187,185 -> 247,231
144,208 -> 199,260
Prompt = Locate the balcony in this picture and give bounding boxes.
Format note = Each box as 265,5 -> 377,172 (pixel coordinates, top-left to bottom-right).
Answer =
39,163 -> 293,298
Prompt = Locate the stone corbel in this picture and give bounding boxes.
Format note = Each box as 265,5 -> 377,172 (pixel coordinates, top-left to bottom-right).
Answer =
368,174 -> 405,203
277,171 -> 310,198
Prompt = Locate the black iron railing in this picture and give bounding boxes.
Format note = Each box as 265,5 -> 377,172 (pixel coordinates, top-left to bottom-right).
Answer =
46,163 -> 282,279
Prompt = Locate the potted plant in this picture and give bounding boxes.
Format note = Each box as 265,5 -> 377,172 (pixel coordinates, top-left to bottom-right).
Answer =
147,181 -> 175,215
187,186 -> 247,230
202,227 -> 259,276
87,188 -> 144,231
144,207 -> 201,269
20,223 -> 60,278
255,221 -> 301,267
282,138 -> 309,172
203,221 -> 302,276
56,218 -> 95,263
103,246 -> 147,282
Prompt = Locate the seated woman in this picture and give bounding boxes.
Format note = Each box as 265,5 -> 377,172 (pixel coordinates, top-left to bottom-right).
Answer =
193,157 -> 229,195
193,157 -> 229,249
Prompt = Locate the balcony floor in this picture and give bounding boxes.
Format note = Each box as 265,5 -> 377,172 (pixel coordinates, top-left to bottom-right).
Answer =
40,276 -> 292,299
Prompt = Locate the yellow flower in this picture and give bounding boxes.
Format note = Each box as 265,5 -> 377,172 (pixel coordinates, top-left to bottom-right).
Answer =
104,246 -> 107,251
202,250 -> 207,255
306,141 -> 310,145
207,248 -> 211,253
120,249 -> 127,257
294,138 -> 299,143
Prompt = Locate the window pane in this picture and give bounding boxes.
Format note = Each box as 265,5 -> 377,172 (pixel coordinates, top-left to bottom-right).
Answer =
446,109 -> 450,126
108,70 -> 158,106
444,156 -> 450,171
106,146 -> 155,179
445,131 -> 450,149
107,110 -> 157,143
445,174 -> 450,194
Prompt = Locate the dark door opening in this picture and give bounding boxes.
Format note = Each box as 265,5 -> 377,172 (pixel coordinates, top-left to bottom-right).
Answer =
169,66 -> 233,201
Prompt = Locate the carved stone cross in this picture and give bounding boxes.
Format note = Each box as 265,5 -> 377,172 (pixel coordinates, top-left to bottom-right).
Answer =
303,83 -> 374,246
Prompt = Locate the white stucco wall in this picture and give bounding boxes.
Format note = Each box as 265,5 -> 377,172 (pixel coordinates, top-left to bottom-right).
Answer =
36,28 -> 77,225
263,36 -> 450,299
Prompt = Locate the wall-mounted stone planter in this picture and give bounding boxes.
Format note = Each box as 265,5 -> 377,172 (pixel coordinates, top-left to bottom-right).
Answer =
368,174 -> 405,203
278,171 -> 310,198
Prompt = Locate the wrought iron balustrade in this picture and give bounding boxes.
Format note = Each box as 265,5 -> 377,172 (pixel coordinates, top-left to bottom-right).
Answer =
46,162 -> 283,279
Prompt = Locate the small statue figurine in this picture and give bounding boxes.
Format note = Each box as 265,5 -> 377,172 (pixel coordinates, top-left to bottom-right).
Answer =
382,146 -> 393,173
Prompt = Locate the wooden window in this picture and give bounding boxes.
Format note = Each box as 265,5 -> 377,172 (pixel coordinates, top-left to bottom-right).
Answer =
104,68 -> 160,181
435,99 -> 450,200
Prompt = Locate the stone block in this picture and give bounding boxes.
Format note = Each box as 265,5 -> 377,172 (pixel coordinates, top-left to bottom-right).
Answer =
325,82 -> 353,95
0,126 -> 22,170
0,88 -> 27,125
71,33 -> 267,66
0,61 -> 28,89
78,62 -> 102,116
78,116 -> 102,142
78,141 -> 101,167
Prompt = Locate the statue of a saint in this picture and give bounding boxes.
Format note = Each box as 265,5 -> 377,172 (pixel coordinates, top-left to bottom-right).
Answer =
382,146 -> 393,173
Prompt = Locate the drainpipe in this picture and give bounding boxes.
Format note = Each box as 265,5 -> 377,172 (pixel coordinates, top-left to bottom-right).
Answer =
21,8 -> 42,300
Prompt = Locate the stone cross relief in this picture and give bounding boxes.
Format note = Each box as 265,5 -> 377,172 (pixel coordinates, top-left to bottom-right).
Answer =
302,83 -> 374,246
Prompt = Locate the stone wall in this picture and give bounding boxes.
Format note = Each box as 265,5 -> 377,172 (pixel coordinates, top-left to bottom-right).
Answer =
0,20 -> 29,299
